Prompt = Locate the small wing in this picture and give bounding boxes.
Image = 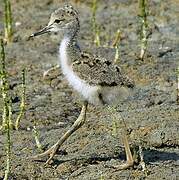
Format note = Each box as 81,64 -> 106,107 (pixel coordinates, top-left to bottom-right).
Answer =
72,52 -> 134,88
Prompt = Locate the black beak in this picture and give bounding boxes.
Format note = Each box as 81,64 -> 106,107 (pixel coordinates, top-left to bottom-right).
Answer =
30,25 -> 52,38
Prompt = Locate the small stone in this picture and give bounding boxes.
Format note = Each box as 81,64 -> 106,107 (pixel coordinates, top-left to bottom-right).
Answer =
57,121 -> 66,126
15,21 -> 22,27
27,127 -> 31,131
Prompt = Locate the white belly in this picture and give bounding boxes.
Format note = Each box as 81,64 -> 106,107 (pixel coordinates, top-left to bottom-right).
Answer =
59,37 -> 101,105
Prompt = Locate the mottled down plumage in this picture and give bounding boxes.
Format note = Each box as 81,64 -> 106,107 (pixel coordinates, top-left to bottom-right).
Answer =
30,5 -> 136,168
72,52 -> 135,88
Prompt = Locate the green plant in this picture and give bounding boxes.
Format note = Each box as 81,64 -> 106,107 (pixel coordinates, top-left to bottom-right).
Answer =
15,69 -> 26,130
139,0 -> 148,60
112,29 -> 121,64
0,39 -> 13,129
4,0 -> 13,43
0,40 -> 26,130
91,0 -> 100,46
32,126 -> 43,152
0,39 -> 12,180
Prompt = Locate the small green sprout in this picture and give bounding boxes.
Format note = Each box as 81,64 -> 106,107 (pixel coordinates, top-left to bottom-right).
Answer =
139,0 -> 148,60
32,126 -> 43,152
0,39 -> 11,129
1,39 -> 12,180
112,29 -> 121,64
15,69 -> 26,130
4,0 -> 13,43
91,0 -> 101,46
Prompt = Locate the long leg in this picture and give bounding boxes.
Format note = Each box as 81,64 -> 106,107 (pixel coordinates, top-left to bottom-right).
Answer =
117,114 -> 134,169
31,101 -> 88,164
117,133 -> 134,169
108,107 -> 134,170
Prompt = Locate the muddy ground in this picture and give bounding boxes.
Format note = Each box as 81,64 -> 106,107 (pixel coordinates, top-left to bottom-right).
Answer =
0,0 -> 179,179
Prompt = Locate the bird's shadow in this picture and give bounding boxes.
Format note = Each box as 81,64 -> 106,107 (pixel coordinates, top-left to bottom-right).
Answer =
142,148 -> 179,164
37,147 -> 179,166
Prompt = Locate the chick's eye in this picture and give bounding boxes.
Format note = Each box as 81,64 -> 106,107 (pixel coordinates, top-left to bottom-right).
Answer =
54,19 -> 61,23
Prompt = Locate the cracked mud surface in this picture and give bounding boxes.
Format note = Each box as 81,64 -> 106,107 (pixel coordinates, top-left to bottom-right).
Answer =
0,0 -> 179,179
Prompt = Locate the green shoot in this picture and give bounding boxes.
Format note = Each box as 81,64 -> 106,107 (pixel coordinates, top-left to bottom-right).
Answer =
4,0 -> 13,43
32,126 -> 43,152
139,0 -> 148,60
0,39 -> 12,180
91,0 -> 100,46
112,29 -> 121,64
0,39 -> 10,129
15,69 -> 26,130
